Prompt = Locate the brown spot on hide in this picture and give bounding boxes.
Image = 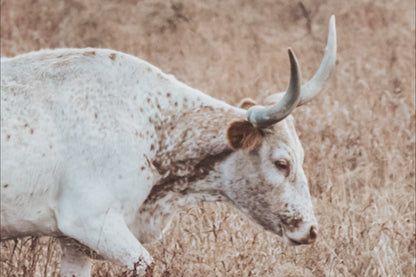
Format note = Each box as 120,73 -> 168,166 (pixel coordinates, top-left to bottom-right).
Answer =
150,144 -> 155,151
3,184 -> 9,188
166,92 -> 171,98
146,67 -> 152,72
226,120 -> 262,150
174,102 -> 178,107
94,113 -> 98,119
141,166 -> 146,171
83,51 -> 96,56
147,98 -> 151,103
24,123 -> 29,128
139,107 -> 144,113
30,129 -> 34,135
135,131 -> 139,136
282,216 -> 302,230
109,53 -> 117,60
6,135 -> 10,141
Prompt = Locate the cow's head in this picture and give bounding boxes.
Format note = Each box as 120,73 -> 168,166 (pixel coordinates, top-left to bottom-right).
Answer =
223,16 -> 336,245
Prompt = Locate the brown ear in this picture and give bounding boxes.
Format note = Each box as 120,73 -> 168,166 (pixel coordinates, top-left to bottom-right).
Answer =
238,98 -> 257,110
226,120 -> 262,150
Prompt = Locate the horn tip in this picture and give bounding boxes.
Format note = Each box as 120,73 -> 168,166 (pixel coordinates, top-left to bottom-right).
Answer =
287,48 -> 297,62
329,15 -> 336,35
327,15 -> 337,55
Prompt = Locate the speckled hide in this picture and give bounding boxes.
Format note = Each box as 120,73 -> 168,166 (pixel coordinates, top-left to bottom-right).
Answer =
1,48 -> 319,276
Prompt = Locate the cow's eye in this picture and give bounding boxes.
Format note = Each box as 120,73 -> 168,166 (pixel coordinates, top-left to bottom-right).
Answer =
274,160 -> 290,175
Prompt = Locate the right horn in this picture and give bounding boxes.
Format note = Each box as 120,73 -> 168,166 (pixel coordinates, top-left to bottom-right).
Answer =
265,15 -> 337,106
246,48 -> 301,129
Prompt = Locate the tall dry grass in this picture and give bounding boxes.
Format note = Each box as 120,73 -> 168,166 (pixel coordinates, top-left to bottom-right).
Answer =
1,0 -> 414,276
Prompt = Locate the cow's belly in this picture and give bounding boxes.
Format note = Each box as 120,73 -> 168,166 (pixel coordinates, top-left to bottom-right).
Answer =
0,154 -> 62,240
1,189 -> 60,240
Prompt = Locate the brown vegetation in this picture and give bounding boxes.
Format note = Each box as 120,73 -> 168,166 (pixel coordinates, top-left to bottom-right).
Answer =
1,0 -> 414,276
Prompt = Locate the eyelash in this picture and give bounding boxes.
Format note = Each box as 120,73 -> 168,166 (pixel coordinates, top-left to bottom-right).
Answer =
274,160 -> 290,175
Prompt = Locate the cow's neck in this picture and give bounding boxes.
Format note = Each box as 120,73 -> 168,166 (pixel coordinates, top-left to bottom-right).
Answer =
150,95 -> 245,197
134,100 -> 244,242
134,159 -> 232,243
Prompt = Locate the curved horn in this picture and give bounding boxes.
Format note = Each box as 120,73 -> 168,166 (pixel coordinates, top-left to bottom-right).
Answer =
298,15 -> 337,106
247,48 -> 301,128
265,15 -> 337,106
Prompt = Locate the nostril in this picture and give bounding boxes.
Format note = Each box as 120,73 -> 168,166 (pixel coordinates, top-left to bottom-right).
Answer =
309,226 -> 318,240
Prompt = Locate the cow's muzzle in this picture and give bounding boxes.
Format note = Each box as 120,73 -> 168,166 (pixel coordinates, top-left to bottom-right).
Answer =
284,223 -> 318,245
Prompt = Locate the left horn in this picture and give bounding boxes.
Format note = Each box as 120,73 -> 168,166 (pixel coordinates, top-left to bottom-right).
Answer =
247,48 -> 302,129
265,15 -> 337,107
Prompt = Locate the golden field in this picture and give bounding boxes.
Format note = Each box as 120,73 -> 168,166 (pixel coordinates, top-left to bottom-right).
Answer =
1,0 -> 414,276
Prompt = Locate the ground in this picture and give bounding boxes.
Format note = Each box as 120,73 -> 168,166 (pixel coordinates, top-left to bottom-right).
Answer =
1,0 -> 415,276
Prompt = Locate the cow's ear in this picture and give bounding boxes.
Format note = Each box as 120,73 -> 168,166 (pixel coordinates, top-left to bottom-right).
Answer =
238,98 -> 257,110
227,120 -> 262,150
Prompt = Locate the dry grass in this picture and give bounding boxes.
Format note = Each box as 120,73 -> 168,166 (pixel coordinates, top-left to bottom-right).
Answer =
1,0 -> 415,276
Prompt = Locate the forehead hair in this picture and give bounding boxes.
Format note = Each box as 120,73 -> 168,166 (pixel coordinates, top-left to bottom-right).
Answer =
263,115 -> 300,150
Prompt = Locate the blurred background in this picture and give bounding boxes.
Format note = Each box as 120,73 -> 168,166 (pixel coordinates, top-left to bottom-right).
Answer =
1,0 -> 415,276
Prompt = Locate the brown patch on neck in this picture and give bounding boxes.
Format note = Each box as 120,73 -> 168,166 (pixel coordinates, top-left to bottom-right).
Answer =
145,149 -> 233,204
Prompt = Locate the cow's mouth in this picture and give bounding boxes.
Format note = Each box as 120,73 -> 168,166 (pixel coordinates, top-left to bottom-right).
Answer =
280,223 -> 318,246
282,232 -> 305,246
280,224 -> 303,246
288,237 -> 303,246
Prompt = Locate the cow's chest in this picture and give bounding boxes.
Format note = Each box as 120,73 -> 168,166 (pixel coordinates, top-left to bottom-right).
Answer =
130,192 -> 185,243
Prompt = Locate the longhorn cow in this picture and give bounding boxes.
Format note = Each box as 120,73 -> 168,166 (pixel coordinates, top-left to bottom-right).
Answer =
1,16 -> 336,276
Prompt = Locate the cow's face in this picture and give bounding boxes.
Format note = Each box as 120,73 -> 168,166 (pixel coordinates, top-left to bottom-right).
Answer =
224,113 -> 317,245
224,15 -> 336,244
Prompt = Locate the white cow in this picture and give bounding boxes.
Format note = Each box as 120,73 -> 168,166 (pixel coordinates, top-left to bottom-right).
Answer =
1,16 -> 336,276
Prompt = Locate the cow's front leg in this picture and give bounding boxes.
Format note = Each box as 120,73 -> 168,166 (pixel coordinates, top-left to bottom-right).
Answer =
56,204 -> 153,276
59,237 -> 92,277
